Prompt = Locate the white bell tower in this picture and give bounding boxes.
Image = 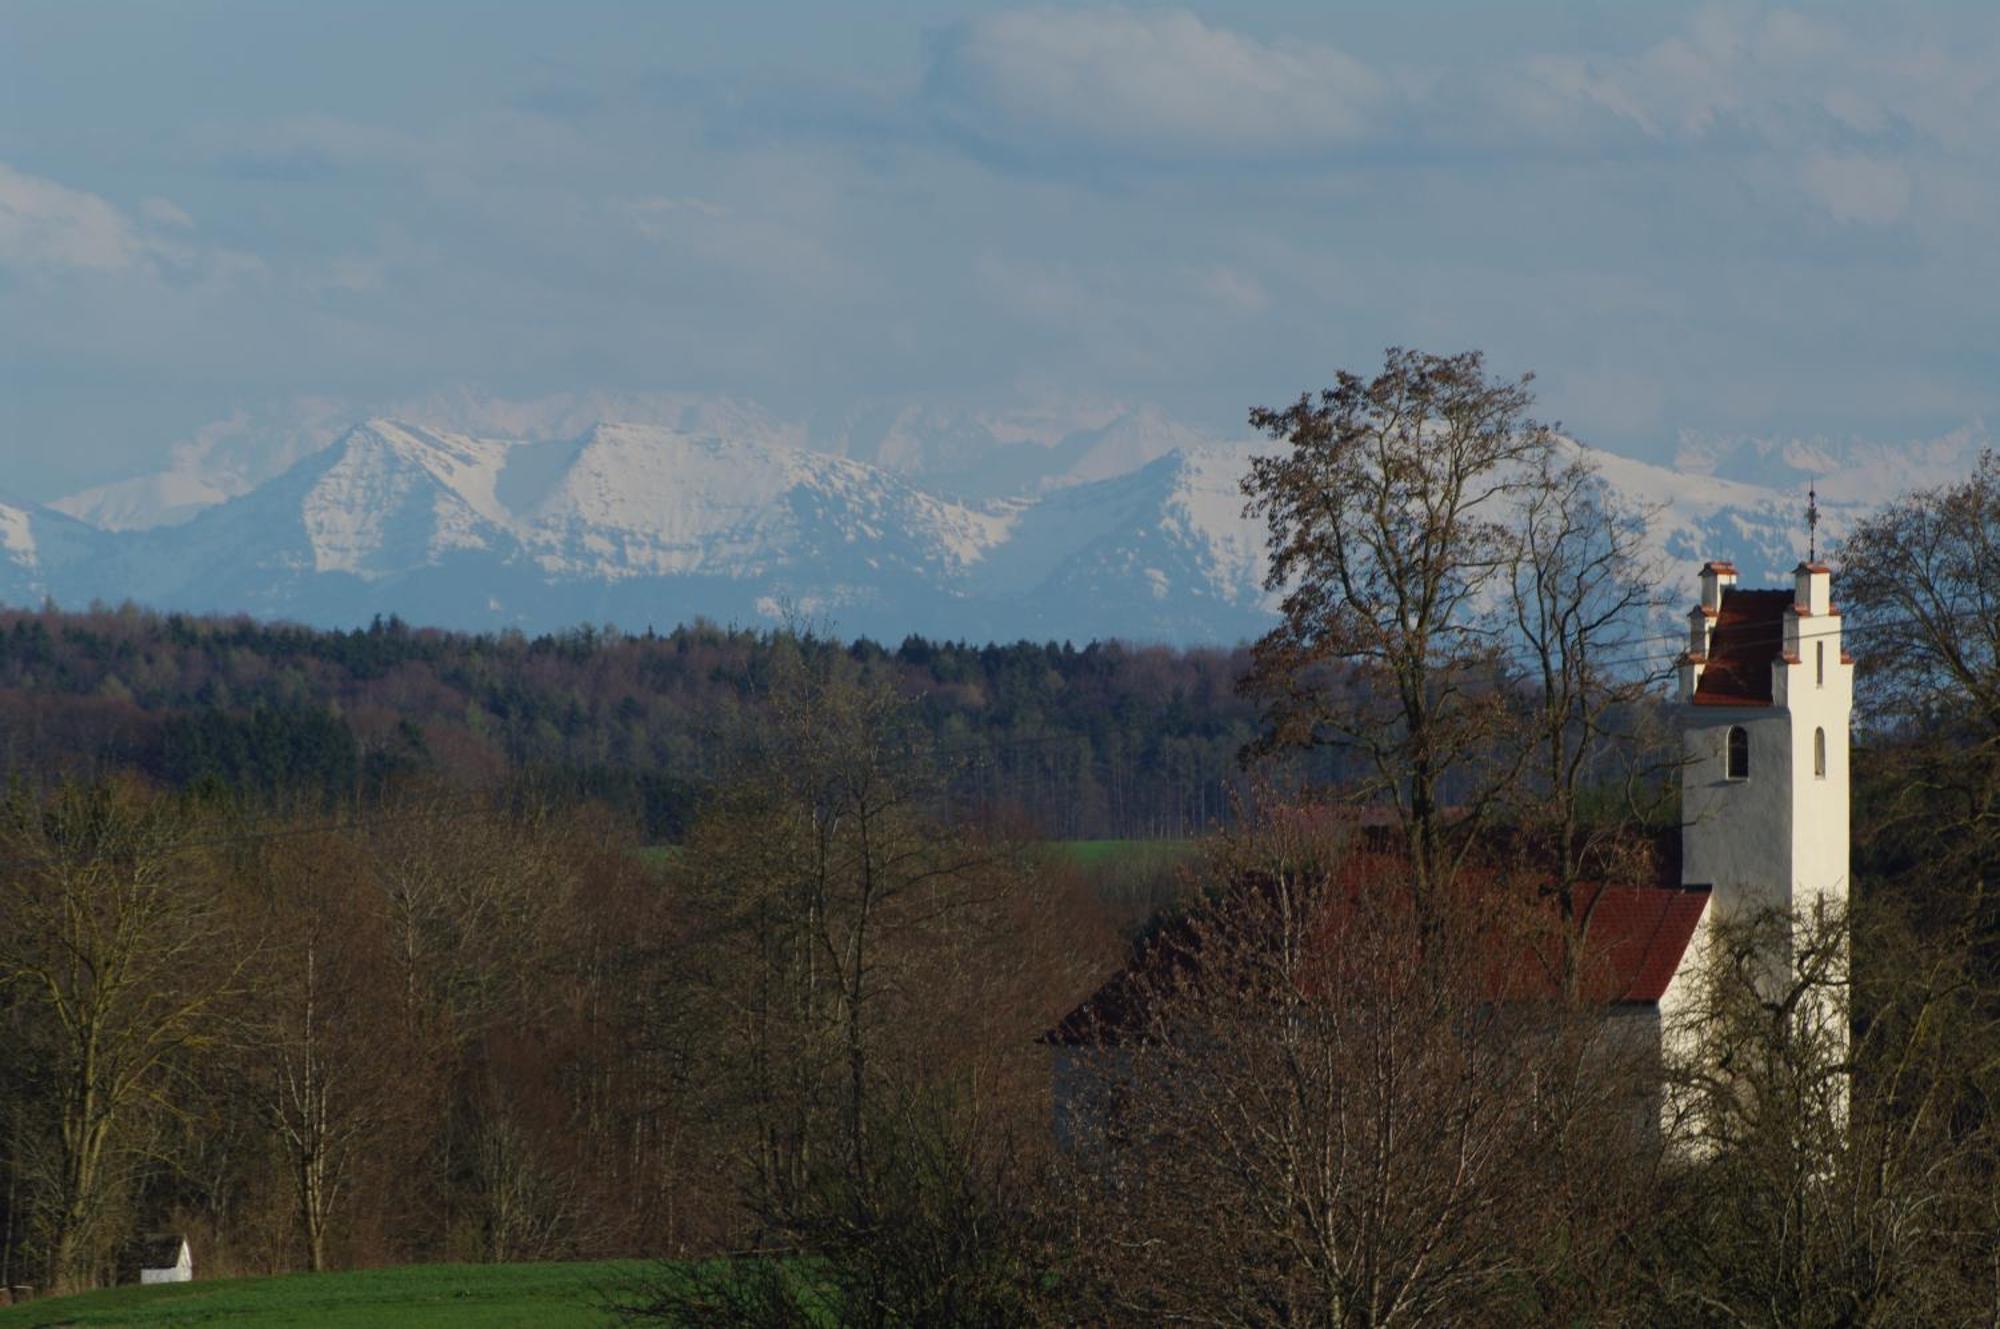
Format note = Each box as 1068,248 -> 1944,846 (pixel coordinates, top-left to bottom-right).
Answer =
1659,553 -> 1853,1062
1675,559 -> 1852,922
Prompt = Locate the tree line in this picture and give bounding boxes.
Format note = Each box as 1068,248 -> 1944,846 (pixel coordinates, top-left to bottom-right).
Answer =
0,608 -> 1294,842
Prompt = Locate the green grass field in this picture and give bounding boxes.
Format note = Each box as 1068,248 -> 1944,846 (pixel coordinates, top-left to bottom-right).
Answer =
1047,837 -> 1193,868
0,1260 -> 650,1328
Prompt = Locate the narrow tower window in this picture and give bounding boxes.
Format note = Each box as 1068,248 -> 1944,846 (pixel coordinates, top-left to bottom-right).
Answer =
1816,640 -> 1825,687
1815,726 -> 1827,778
1726,725 -> 1750,780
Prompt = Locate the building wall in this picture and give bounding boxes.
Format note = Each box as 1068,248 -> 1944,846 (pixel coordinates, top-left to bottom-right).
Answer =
1050,1044 -> 1130,1153
1680,705 -> 1796,919
1665,568 -> 1852,1102
139,1249 -> 191,1284
1775,622 -> 1852,921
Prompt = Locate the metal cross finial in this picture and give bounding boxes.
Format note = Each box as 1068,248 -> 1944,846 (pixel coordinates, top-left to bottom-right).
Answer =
1807,483 -> 1820,563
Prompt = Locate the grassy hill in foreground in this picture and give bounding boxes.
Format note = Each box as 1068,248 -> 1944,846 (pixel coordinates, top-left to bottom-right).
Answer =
0,1261 -> 647,1328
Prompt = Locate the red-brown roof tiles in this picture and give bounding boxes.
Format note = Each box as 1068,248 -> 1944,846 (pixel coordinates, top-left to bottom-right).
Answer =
1554,882 -> 1710,1004
1043,858 -> 1712,1046
1692,587 -> 1795,707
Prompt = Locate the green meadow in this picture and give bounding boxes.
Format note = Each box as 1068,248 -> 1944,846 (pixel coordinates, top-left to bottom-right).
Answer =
0,1261 -> 650,1329
1048,837 -> 1193,868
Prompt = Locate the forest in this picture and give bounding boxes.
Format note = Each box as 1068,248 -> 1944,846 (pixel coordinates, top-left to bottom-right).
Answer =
5,352 -> 2000,1326
0,608 -> 1290,844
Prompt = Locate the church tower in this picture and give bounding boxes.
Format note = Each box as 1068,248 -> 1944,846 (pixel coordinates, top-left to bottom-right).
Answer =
1659,556 -> 1853,1044
1676,558 -> 1852,920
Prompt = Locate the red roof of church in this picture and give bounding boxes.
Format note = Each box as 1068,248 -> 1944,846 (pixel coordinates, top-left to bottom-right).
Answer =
1044,851 -> 1710,1046
1692,587 -> 1795,706
1507,881 -> 1711,1004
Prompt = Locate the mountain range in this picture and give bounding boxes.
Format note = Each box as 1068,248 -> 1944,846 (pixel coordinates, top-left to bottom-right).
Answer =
4,409 -> 1971,646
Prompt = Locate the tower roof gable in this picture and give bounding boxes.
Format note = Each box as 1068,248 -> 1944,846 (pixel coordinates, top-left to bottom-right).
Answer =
1692,587 -> 1795,707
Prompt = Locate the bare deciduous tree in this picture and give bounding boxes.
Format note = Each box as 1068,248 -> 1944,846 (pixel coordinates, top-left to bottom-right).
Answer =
1653,901 -> 2000,1326
1059,810 -> 1654,1328
1840,453 -> 2000,923
1507,446 -> 1676,990
0,781 -> 244,1292
244,832 -> 412,1272
631,651 -> 1082,1326
1242,348 -> 1555,916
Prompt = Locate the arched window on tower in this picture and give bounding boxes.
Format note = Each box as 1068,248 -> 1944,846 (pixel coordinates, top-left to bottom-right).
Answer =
1726,725 -> 1750,780
1815,726 -> 1826,778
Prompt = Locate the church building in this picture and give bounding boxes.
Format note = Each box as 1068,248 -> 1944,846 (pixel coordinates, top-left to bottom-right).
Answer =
1659,556 -> 1853,1064
1045,557 -> 1853,1130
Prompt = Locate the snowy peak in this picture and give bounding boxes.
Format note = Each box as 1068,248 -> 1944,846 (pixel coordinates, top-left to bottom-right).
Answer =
0,496 -> 105,602
495,422 -> 1011,584
292,421 -> 517,576
14,411 -> 1960,645
51,469 -> 233,532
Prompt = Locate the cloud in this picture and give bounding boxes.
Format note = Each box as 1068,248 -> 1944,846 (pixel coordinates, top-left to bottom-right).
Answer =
927,7 -> 1383,159
1801,153 -> 1911,224
622,195 -> 729,240
139,196 -> 194,228
0,163 -> 147,272
204,115 -> 427,182
1492,5 -> 2000,160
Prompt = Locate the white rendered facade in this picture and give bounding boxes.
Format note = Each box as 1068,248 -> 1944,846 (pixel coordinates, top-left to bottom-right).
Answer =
1658,560 -> 1852,1051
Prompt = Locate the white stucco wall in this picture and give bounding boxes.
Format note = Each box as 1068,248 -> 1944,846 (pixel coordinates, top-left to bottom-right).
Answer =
1663,567 -> 1852,1076
1680,705 -> 1797,918
1775,605 -> 1852,922
1679,570 -> 1850,923
139,1243 -> 191,1284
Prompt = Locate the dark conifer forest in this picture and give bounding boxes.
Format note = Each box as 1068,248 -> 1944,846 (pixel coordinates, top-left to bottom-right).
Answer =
0,606 -> 1287,842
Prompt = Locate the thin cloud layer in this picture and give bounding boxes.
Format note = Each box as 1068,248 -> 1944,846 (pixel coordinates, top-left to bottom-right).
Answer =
0,164 -> 148,273
6,3 -> 2000,502
927,7 -> 1384,158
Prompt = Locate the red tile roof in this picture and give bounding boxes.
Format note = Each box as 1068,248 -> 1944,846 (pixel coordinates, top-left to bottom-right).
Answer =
1692,587 -> 1795,707
1503,882 -> 1711,1004
1043,854 -> 1711,1046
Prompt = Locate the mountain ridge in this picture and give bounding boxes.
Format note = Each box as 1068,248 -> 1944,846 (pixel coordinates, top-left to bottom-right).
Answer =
11,416 -> 1917,645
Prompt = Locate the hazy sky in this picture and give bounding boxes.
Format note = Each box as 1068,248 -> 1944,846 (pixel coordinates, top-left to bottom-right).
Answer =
5,1 -> 1997,499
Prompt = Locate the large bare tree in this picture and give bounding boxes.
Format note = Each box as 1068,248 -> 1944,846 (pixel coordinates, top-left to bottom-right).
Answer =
0,781 -> 244,1292
1242,348 -> 1554,915
1059,809 -> 1656,1327
243,831 -> 413,1272
1652,901 -> 2000,1326
1840,452 -> 2000,906
632,647 -> 1096,1326
1507,446 -> 1674,990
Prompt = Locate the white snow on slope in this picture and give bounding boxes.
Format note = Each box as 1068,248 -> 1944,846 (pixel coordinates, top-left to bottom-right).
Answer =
519,423 -> 1011,580
0,504 -> 38,569
299,422 -> 516,576
15,413 -> 1967,645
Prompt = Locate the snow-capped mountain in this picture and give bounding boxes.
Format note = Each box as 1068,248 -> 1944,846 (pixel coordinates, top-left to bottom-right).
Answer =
0,496 -> 103,606
16,414 -> 1938,645
1563,439 -> 1868,586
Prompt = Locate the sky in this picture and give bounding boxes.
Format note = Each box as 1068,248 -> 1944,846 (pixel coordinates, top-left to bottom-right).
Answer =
4,1 -> 1999,500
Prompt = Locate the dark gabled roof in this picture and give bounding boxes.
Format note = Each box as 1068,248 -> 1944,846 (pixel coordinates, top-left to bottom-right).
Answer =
1043,848 -> 1711,1047
1692,588 -> 1795,707
131,1233 -> 187,1268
